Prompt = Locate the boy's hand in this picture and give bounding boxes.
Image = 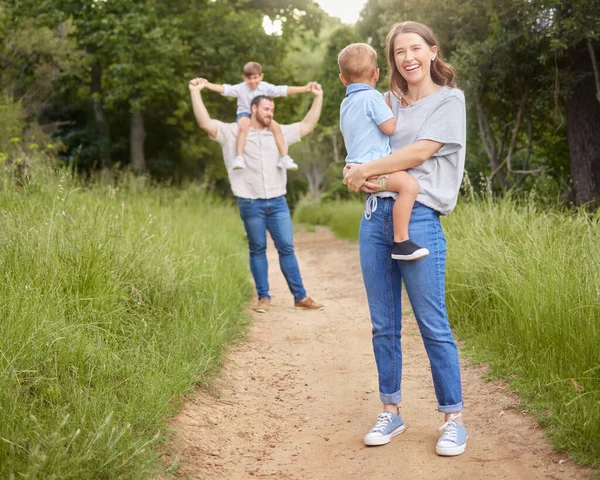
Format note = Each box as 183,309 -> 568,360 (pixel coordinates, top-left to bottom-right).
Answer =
309,82 -> 323,97
189,78 -> 207,92
384,91 -> 391,108
305,81 -> 318,92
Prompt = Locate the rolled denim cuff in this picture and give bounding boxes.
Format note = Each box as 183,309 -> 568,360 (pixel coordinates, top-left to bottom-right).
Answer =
380,389 -> 402,405
438,401 -> 463,414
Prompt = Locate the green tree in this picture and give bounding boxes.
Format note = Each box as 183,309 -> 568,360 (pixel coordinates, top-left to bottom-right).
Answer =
535,0 -> 600,205
0,3 -> 85,168
287,22 -> 360,198
356,0 -> 600,205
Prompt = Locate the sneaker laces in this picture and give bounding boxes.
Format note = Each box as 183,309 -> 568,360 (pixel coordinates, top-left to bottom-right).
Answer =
364,194 -> 378,220
371,411 -> 393,432
438,413 -> 462,443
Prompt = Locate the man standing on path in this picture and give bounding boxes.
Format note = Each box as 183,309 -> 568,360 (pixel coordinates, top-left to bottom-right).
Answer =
189,77 -> 325,313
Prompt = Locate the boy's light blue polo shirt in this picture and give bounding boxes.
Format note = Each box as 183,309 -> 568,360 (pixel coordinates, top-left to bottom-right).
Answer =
340,83 -> 394,164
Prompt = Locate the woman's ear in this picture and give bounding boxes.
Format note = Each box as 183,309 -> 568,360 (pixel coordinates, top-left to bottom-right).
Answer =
431,45 -> 438,61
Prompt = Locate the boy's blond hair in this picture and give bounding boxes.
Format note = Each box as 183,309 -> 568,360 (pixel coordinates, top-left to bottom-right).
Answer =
243,62 -> 262,77
338,43 -> 378,83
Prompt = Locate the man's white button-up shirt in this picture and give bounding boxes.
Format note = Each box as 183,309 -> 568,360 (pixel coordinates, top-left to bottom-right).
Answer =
212,121 -> 301,199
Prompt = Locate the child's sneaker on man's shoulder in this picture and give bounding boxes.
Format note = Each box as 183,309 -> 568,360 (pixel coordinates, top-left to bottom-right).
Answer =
391,239 -> 429,261
278,155 -> 298,171
232,155 -> 246,170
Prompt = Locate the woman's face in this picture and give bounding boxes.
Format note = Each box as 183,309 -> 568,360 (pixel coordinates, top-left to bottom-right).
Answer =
393,32 -> 438,87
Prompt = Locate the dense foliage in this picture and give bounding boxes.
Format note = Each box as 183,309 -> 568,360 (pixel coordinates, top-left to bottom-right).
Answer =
357,0 -> 600,205
0,0 -> 325,185
1,0 -> 599,204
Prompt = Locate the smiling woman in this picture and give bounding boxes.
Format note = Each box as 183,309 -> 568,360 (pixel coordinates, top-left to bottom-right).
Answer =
386,23 -> 456,104
342,21 -> 468,456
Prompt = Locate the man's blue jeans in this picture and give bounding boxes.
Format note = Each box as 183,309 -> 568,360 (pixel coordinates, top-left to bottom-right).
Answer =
359,198 -> 463,413
237,196 -> 307,303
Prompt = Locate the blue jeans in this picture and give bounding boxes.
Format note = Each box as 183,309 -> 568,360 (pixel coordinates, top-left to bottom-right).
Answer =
237,196 -> 307,303
236,112 -> 251,123
359,198 -> 463,413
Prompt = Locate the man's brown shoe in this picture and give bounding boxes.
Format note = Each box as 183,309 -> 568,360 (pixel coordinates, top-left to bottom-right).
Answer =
253,297 -> 270,313
294,297 -> 324,311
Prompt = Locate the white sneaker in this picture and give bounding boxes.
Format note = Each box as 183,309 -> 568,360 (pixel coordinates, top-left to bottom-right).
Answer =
277,155 -> 298,171
232,156 -> 245,170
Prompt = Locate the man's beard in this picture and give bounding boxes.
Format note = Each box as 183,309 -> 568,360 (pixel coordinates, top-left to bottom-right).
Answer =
256,114 -> 272,127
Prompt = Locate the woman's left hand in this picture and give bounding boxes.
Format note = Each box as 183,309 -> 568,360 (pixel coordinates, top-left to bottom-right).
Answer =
343,164 -> 368,192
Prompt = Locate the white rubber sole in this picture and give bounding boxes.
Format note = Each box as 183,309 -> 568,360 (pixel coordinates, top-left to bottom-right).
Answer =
363,424 -> 406,446
391,248 -> 430,261
435,435 -> 468,456
278,163 -> 298,171
232,157 -> 245,170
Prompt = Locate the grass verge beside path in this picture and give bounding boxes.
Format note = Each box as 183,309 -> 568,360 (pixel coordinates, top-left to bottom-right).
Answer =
294,197 -> 600,470
445,199 -> 600,469
0,169 -> 251,478
293,199 -> 363,241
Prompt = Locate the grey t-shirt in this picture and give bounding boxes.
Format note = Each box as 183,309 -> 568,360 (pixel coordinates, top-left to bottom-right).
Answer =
389,87 -> 466,215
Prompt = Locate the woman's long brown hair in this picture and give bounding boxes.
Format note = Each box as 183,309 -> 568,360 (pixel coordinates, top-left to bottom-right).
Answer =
385,21 -> 456,100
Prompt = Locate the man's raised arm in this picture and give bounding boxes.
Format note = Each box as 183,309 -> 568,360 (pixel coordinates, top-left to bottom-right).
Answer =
189,78 -> 219,138
299,83 -> 323,139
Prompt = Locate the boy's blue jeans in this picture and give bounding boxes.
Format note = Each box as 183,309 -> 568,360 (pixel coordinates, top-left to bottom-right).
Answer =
359,198 -> 463,413
237,196 -> 307,303
236,112 -> 251,123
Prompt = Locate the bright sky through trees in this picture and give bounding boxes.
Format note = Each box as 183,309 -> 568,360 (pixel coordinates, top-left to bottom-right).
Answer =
262,16 -> 283,35
262,0 -> 366,33
316,0 -> 367,24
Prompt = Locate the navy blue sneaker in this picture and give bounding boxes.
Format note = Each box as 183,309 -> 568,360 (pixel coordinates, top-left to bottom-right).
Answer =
363,411 -> 406,446
391,239 -> 429,261
436,414 -> 468,456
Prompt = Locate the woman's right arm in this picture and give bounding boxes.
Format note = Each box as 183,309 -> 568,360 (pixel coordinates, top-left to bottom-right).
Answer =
343,140 -> 442,192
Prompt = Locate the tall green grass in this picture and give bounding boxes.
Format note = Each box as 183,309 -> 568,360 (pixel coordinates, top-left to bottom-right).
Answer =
294,196 -> 600,469
0,167 -> 252,477
293,198 -> 364,241
444,198 -> 600,468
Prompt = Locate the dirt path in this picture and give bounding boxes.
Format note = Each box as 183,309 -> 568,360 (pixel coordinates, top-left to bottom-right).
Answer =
166,227 -> 595,480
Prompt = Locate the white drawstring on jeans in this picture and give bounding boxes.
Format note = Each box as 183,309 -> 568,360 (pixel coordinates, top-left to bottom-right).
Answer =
364,194 -> 378,220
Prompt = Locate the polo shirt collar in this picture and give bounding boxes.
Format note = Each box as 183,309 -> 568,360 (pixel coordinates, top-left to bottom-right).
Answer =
345,83 -> 374,97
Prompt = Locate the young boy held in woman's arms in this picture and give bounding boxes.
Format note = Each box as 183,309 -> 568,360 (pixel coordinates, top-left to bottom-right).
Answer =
338,43 -> 428,260
201,62 -> 316,171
